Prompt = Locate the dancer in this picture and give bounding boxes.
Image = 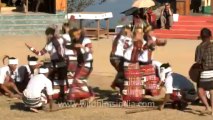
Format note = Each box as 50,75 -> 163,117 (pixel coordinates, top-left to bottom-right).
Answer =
122,26 -> 144,105
62,23 -> 78,77
67,28 -> 94,101
110,25 -> 132,92
25,25 -> 68,101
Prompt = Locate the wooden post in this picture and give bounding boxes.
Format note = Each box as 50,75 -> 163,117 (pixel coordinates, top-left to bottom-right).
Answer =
212,0 -> 213,12
24,0 -> 29,13
96,20 -> 100,40
0,0 -> 1,13
79,19 -> 83,29
105,18 -> 109,39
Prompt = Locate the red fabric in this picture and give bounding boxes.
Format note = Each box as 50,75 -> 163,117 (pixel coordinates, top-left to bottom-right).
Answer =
67,61 -> 78,73
150,89 -> 160,96
74,65 -> 91,80
131,41 -> 143,63
140,65 -> 160,96
170,90 -> 182,101
67,83 -> 92,100
140,65 -> 156,76
123,63 -> 143,102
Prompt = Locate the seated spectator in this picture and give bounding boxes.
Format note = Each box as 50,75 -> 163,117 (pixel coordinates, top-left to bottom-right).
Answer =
160,3 -> 173,29
0,56 -> 22,99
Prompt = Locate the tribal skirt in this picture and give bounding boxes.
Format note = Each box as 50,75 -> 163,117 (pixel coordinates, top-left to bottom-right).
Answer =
74,61 -> 93,80
122,62 -> 143,102
140,64 -> 160,96
199,70 -> 213,90
110,54 -> 124,72
67,61 -> 93,100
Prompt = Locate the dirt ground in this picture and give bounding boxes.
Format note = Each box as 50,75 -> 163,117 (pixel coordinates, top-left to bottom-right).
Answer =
0,36 -> 213,120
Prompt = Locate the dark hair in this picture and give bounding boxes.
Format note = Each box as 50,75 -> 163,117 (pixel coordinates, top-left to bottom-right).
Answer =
69,28 -> 85,44
160,63 -> 171,69
2,55 -> 16,65
200,28 -> 212,41
62,22 -> 70,34
27,55 -> 38,61
39,65 -> 48,69
45,27 -> 55,36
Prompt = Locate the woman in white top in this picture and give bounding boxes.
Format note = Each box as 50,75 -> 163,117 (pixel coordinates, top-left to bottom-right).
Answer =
67,28 -> 94,100
25,26 -> 68,100
110,25 -> 133,90
62,23 -> 78,75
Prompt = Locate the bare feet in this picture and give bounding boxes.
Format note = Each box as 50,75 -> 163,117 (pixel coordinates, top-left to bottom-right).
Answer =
30,108 -> 39,113
158,104 -> 164,111
122,101 -> 128,107
88,96 -> 96,104
201,108 -> 211,115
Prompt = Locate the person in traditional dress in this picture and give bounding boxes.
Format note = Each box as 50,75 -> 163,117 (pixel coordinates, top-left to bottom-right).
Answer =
25,25 -> 68,101
16,56 -> 39,92
67,28 -> 94,101
62,23 -> 78,77
142,25 -> 167,76
22,66 -> 54,113
122,27 -> 144,106
195,28 -> 213,115
110,25 -> 133,92
0,56 -> 22,98
160,3 -> 173,29
158,63 -> 196,110
158,63 -> 174,110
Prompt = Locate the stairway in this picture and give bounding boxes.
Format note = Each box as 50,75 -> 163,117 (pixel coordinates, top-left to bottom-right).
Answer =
0,12 -> 66,35
154,16 -> 213,40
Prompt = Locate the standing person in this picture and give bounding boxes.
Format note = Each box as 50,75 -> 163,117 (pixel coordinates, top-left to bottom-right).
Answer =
122,27 -> 144,106
0,56 -> 22,98
160,3 -> 173,29
195,28 -> 213,115
67,28 -> 94,101
23,66 -> 54,113
17,56 -> 39,92
62,23 -> 78,76
142,25 -> 167,76
25,26 -> 68,101
110,25 -> 132,92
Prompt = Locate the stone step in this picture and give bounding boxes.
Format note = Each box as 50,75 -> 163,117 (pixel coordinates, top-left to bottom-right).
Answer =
0,15 -> 65,19
0,13 -> 66,35
0,29 -> 44,35
0,19 -> 65,24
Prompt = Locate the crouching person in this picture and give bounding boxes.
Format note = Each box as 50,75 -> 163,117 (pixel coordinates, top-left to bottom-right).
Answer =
17,56 -> 39,92
0,56 -> 22,99
158,63 -> 174,110
22,66 -> 54,113
158,63 -> 194,110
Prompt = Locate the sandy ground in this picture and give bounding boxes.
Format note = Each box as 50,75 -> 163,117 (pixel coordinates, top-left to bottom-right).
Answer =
0,36 -> 212,120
